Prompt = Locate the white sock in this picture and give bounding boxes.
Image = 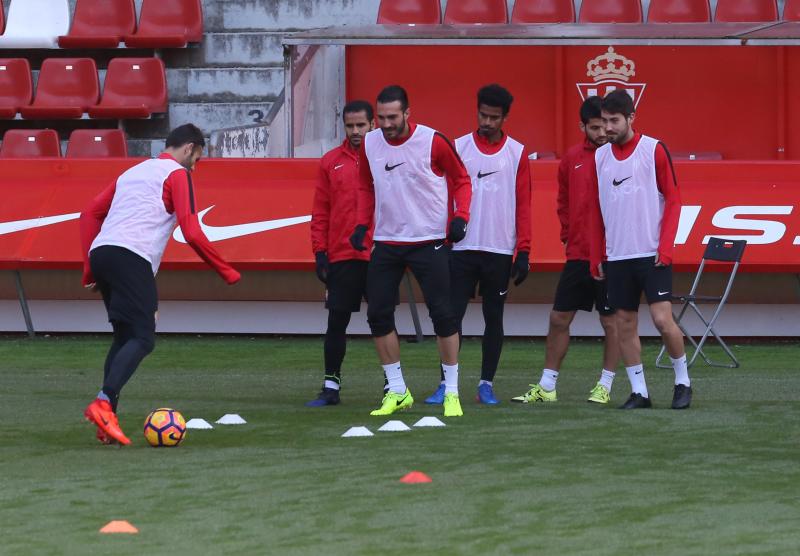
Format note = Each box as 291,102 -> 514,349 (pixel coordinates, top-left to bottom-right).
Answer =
442,363 -> 459,394
324,379 -> 340,391
626,364 -> 649,398
599,369 -> 615,391
671,354 -> 691,386
97,391 -> 110,403
382,362 -> 406,394
478,379 -> 492,387
539,369 -> 559,392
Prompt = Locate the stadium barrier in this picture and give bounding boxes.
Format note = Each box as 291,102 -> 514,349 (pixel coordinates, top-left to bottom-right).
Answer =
2,158 -> 798,333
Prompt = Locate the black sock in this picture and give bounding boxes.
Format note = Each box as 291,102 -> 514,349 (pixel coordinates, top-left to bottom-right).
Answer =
480,299 -> 505,382
324,310 -> 351,387
102,321 -> 155,409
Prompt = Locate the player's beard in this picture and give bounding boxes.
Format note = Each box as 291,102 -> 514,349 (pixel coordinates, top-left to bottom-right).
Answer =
608,122 -> 631,145
382,116 -> 407,140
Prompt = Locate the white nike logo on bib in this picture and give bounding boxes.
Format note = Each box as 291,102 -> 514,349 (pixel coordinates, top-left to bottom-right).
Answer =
173,206 -> 311,243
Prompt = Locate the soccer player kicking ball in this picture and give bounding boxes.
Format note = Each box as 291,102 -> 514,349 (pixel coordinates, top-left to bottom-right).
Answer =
307,100 -> 375,406
351,85 -> 472,417
588,90 -> 692,409
424,84 -> 531,406
80,124 -> 241,445
512,96 -> 621,406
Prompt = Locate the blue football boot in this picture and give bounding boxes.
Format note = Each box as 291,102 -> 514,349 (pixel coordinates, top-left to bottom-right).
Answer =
424,383 -> 446,405
476,383 -> 500,405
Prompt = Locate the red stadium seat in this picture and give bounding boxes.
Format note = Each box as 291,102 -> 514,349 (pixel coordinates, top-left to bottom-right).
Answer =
20,58 -> 100,119
785,0 -> 800,20
648,0 -> 711,21
444,0 -> 509,23
714,0 -> 778,21
88,58 -> 168,119
0,129 -> 61,158
579,0 -> 643,22
0,59 -> 33,119
66,129 -> 128,158
58,0 -> 136,49
377,0 -> 442,23
124,0 -> 203,48
512,0 -> 576,22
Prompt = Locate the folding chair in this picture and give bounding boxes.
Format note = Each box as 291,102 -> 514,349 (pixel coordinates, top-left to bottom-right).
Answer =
656,237 -> 746,369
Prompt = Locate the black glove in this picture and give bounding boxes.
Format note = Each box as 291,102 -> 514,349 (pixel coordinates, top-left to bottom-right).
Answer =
511,251 -> 530,286
315,251 -> 329,284
447,217 -> 468,243
349,224 -> 368,251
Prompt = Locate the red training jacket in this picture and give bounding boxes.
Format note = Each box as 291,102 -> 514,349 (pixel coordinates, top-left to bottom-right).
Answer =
557,139 -> 598,261
310,139 -> 372,263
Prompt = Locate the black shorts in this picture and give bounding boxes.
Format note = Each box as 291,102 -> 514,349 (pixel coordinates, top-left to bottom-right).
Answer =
366,241 -> 457,338
553,259 -> 614,316
89,245 -> 157,335
326,260 -> 368,313
450,250 -> 513,303
606,256 -> 673,311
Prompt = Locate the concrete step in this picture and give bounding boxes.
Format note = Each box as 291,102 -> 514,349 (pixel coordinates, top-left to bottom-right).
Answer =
214,0 -> 379,31
123,102 -> 274,140
167,67 -> 283,103
162,33 -> 285,68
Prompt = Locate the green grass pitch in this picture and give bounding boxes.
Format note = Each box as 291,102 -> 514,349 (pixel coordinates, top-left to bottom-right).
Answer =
1,335 -> 799,555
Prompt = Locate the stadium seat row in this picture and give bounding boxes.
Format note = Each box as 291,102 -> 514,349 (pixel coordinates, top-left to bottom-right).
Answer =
0,57 -> 167,120
0,0 -> 203,49
379,0 -> 800,24
0,129 -> 128,158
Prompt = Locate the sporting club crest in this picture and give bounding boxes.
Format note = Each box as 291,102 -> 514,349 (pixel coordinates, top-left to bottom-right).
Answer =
576,46 -> 646,108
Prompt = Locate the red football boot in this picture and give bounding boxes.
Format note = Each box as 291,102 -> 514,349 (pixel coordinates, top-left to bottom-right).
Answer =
84,399 -> 131,445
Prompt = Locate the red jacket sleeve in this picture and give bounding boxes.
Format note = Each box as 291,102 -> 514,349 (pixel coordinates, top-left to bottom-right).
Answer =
515,147 -> 532,253
356,146 -> 375,229
655,143 -> 681,266
79,181 -> 116,286
310,161 -> 331,254
556,155 -> 570,245
431,133 -> 471,222
587,157 -> 606,278
165,170 -> 241,285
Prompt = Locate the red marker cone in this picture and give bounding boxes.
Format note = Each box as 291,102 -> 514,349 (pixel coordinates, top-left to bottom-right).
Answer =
99,520 -> 139,534
400,471 -> 432,483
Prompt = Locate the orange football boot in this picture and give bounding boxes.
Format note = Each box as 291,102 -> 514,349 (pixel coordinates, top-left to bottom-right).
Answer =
84,399 -> 131,445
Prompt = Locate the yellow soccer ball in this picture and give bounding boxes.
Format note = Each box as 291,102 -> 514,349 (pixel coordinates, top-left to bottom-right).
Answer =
143,408 -> 187,447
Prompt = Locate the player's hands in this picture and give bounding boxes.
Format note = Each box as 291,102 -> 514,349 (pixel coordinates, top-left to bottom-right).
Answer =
349,225 -> 368,251
315,251 -> 330,283
447,217 -> 468,243
225,269 -> 242,285
511,251 -> 530,286
592,262 -> 606,281
654,253 -> 668,267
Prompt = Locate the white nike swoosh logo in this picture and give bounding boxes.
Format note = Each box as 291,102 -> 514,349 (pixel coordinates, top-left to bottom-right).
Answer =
334,164 -> 344,170
574,164 -> 583,169
499,290 -> 508,296
434,244 -> 444,250
658,290 -> 670,295
173,206 -> 311,243
0,212 -> 81,236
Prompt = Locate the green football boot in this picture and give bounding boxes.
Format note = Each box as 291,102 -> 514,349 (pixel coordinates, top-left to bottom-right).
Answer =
370,389 -> 413,416
443,393 -> 463,417
510,384 -> 557,404
587,382 -> 611,404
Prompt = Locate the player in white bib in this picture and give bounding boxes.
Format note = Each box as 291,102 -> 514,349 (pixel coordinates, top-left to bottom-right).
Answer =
423,84 -> 531,406
350,85 -> 472,418
588,90 -> 692,410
